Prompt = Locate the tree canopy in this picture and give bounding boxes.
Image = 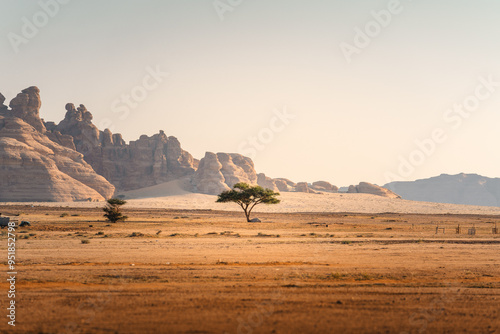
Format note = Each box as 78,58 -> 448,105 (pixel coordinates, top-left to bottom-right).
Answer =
103,198 -> 128,223
216,183 -> 280,222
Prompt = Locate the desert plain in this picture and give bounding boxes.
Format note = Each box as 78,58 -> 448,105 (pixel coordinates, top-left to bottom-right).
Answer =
0,193 -> 499,334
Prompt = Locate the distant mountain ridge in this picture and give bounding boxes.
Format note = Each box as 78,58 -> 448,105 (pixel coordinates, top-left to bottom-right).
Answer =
384,173 -> 500,207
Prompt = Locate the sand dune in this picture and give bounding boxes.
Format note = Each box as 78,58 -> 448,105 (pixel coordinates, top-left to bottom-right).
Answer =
3,179 -> 500,215
122,192 -> 500,215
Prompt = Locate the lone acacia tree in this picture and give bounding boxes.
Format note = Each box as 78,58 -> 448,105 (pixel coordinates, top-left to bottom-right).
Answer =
103,198 -> 128,223
216,183 -> 280,222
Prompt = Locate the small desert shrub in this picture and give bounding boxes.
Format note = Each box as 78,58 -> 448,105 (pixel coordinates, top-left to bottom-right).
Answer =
96,232 -> 104,235
326,272 -> 345,280
257,232 -> 278,238
103,198 -> 128,223
81,239 -> 90,244
71,214 -> 80,217
355,273 -> 373,281
129,232 -> 144,237
170,233 -> 180,237
60,213 -> 69,217
341,240 -> 352,245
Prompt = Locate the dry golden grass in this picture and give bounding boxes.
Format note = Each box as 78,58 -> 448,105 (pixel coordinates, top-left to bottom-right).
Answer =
0,205 -> 499,333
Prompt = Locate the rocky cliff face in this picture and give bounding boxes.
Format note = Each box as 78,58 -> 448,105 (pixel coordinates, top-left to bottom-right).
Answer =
192,152 -> 259,194
192,152 -> 230,194
311,181 -> 338,193
384,173 -> 500,206
347,182 -> 401,198
0,94 -> 8,111
274,178 -> 296,192
257,173 -> 279,192
295,182 -> 317,194
191,156 -> 327,195
0,86 -> 407,202
0,88 -> 115,201
9,87 -> 46,133
51,104 -> 197,191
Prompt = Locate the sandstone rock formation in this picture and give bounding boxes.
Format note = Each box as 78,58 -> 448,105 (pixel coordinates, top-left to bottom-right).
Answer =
295,182 -> 317,194
1,86 -> 412,203
55,103 -> 101,154
192,152 -> 229,195
0,93 -> 7,111
384,173 -> 500,206
9,86 -> 45,133
311,181 -> 338,193
257,173 -> 279,192
51,104 -> 197,191
274,179 -> 290,192
0,88 -> 115,201
347,182 -> 401,198
218,153 -> 257,187
273,178 -> 296,192
192,152 -> 259,194
347,185 -> 357,193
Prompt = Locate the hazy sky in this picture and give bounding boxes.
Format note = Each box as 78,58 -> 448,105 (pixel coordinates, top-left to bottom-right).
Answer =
2,0 -> 500,186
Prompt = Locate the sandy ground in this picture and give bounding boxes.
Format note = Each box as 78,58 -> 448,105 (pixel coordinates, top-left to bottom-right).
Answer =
2,179 -> 500,215
0,205 -> 499,333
